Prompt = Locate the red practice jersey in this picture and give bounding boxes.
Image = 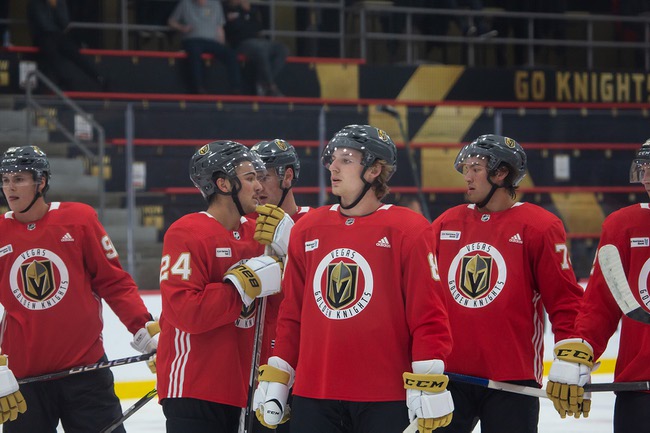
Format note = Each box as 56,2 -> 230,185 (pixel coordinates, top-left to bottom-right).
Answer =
274,204 -> 451,402
432,202 -> 583,385
575,203 -> 650,383
156,212 -> 264,407
261,206 -> 311,362
0,202 -> 151,378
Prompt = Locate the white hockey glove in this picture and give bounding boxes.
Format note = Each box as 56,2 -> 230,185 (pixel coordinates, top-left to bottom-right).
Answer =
403,360 -> 454,432
546,338 -> 594,419
224,255 -> 283,307
254,204 -> 294,257
253,356 -> 295,429
0,355 -> 26,424
130,321 -> 160,374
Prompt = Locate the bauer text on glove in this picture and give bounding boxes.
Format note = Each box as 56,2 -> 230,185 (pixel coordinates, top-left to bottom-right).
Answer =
224,255 -> 283,307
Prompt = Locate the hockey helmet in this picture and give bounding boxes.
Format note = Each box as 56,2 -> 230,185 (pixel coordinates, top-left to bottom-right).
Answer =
189,140 -> 265,199
454,134 -> 527,186
630,138 -> 650,183
251,139 -> 300,180
321,124 -> 397,179
0,145 -> 51,192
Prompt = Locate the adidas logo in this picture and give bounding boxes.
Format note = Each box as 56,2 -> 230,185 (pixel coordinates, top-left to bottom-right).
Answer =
61,233 -> 75,242
376,237 -> 391,248
509,233 -> 523,244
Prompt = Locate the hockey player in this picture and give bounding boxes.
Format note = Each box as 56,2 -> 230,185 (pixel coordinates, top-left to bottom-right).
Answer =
546,138 -> 650,432
0,145 -> 158,432
431,134 -> 584,433
250,138 -> 310,432
252,124 -> 454,433
156,141 -> 284,432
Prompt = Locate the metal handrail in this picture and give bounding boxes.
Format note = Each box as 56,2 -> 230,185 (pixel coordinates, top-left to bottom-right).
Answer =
25,70 -> 106,220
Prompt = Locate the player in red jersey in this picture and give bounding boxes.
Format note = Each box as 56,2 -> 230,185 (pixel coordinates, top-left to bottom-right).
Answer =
249,139 -> 310,433
0,145 -> 157,433
547,139 -> 650,432
431,134 -> 584,433
252,125 -> 453,433
156,140 -> 284,433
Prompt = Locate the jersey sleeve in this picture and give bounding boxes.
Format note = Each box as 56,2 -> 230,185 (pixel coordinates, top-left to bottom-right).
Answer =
160,223 -> 243,335
272,225 -> 305,368
528,218 -> 583,342
574,219 -> 624,358
404,223 -> 452,363
81,207 -> 151,335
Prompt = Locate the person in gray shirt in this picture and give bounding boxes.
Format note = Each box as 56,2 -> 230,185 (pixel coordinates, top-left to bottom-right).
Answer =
169,0 -> 242,94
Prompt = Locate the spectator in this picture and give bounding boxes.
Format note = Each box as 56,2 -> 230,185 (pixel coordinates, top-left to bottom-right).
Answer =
224,0 -> 288,96
27,0 -> 109,91
168,0 -> 242,94
0,145 -> 158,432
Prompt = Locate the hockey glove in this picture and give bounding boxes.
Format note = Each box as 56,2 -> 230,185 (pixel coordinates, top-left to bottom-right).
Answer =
0,355 -> 26,424
254,204 -> 294,257
253,356 -> 295,429
546,338 -> 594,419
130,320 -> 160,374
403,360 -> 454,432
224,255 -> 283,307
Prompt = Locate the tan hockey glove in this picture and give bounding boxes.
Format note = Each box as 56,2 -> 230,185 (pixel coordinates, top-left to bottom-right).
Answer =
0,355 -> 27,424
254,204 -> 294,257
253,356 -> 294,429
224,255 -> 283,307
131,321 -> 160,374
404,360 -> 454,432
546,338 -> 594,419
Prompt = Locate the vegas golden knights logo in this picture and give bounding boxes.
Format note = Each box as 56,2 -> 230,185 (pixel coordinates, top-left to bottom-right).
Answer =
460,254 -> 492,299
504,137 -> 516,148
275,139 -> 288,151
20,260 -> 55,301
327,261 -> 359,309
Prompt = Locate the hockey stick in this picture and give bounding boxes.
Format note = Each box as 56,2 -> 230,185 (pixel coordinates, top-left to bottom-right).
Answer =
240,245 -> 272,433
377,105 -> 431,221
402,372 -> 650,433
18,353 -> 154,385
598,243 -> 650,325
100,388 -> 158,433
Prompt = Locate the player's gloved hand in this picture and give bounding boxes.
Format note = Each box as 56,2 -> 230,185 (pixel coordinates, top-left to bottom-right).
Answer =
0,355 -> 27,424
253,356 -> 295,429
546,338 -> 594,419
254,204 -> 294,257
224,255 -> 283,307
130,321 -> 160,374
403,360 -> 454,432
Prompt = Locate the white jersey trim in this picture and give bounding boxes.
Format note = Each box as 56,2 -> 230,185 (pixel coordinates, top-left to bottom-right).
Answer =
168,328 -> 191,398
531,292 -> 544,385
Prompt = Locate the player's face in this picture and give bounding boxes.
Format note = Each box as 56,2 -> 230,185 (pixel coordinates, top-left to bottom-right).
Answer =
256,168 -> 284,206
1,171 -> 40,212
640,163 -> 650,195
459,157 -> 492,204
234,162 -> 263,214
327,148 -> 365,199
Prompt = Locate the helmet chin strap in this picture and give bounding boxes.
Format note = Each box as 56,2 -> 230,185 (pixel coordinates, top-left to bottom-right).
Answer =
339,167 -> 373,210
475,177 -> 502,209
214,177 -> 247,216
19,182 -> 45,214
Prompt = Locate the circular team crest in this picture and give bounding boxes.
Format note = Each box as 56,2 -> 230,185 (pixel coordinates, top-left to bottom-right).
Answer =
312,248 -> 373,320
447,242 -> 507,308
637,257 -> 650,310
10,249 -> 69,310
